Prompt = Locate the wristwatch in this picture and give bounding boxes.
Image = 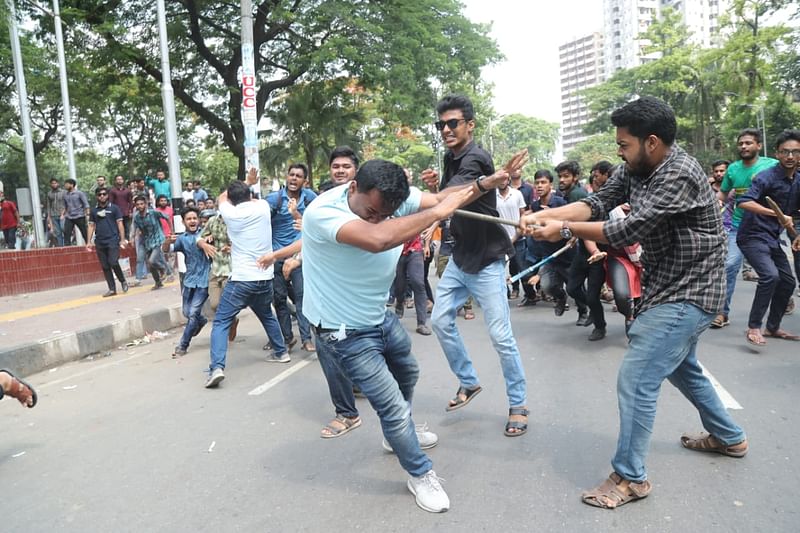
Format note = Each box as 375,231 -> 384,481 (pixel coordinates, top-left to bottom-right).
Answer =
475,175 -> 488,193
560,221 -> 573,240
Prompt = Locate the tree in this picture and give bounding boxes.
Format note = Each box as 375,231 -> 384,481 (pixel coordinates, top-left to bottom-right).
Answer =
565,132 -> 618,177
491,114 -> 559,175
57,0 -> 500,177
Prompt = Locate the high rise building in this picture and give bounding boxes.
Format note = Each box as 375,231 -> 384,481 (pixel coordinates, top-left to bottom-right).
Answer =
603,0 -> 661,78
660,0 -> 731,48
559,32 -> 605,153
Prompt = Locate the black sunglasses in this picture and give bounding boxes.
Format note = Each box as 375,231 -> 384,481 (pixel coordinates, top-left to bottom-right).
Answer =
97,192 -> 108,196
434,118 -> 466,131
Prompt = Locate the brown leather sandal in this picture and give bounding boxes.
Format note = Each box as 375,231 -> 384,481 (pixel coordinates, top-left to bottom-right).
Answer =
581,472 -> 652,509
680,432 -> 748,457
0,369 -> 37,408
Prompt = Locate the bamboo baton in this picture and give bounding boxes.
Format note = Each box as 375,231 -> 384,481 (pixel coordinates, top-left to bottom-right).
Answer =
765,196 -> 798,239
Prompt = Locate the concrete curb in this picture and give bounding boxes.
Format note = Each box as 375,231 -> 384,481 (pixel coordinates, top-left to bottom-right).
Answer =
0,304 -> 186,377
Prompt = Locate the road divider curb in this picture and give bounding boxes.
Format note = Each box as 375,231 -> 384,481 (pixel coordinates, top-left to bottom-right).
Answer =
0,304 -> 185,377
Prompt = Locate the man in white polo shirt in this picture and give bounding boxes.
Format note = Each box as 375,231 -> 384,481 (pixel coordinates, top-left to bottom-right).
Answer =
205,180 -> 286,388
495,174 -> 526,299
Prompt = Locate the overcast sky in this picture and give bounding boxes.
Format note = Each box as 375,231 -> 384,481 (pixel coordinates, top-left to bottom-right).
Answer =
462,0 -> 604,124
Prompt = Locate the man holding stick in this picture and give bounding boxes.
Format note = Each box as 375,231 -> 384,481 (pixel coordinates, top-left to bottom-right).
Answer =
736,129 -> 800,346
521,96 -> 747,509
425,94 -> 530,438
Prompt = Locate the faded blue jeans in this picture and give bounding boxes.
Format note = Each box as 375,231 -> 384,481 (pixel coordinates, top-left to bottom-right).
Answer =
314,311 -> 432,477
177,286 -> 208,351
431,259 -> 527,407
723,228 -> 742,316
612,302 -> 746,482
209,280 -> 285,371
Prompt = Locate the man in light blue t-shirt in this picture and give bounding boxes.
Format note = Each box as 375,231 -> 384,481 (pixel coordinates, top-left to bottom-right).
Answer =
290,159 -> 509,514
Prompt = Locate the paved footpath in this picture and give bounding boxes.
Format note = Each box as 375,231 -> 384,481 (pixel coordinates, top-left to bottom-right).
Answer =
1,277 -> 799,531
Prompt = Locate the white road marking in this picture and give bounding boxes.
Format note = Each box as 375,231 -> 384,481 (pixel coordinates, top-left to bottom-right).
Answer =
248,355 -> 318,396
699,361 -> 743,410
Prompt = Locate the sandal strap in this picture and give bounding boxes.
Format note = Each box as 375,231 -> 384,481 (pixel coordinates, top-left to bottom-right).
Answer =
508,407 -> 529,416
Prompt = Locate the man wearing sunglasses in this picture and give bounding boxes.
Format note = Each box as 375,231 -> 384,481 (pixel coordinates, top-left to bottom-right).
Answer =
427,94 -> 529,438
87,187 -> 129,297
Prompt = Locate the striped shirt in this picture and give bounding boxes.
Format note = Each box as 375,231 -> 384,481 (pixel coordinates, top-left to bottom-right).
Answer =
582,145 -> 726,315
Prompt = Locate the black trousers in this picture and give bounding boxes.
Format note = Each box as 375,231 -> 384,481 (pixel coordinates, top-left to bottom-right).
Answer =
96,243 -> 126,291
64,216 -> 88,244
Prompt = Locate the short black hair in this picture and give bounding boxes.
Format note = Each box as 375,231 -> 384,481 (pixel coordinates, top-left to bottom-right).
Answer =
711,159 -> 730,169
590,160 -> 614,175
226,180 -> 251,206
65,178 -> 77,186
133,194 -> 148,204
156,194 -> 169,203
95,187 -> 108,196
180,206 -> 200,219
737,128 -> 762,144
317,180 -> 336,193
50,178 -> 59,184
611,96 -> 677,145
436,94 -> 475,121
533,169 -> 554,182
354,160 -> 410,212
288,163 -> 308,178
774,129 -> 800,150
328,146 -> 359,168
555,160 -> 581,177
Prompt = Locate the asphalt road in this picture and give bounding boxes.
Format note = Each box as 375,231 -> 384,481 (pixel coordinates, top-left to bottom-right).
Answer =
2,278 -> 798,532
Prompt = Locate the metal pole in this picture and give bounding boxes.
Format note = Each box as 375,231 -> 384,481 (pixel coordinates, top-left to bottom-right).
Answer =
760,106 -> 767,157
7,0 -> 46,247
156,0 -> 182,209
51,0 -> 76,184
240,0 -> 260,181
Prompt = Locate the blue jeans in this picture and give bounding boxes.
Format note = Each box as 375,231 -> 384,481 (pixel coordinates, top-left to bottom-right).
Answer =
738,241 -> 795,330
273,261 -> 312,343
178,286 -> 209,351
209,280 -> 286,371
50,216 -> 64,247
315,311 -> 432,477
431,259 -> 527,407
317,342 -> 358,419
723,228 -> 742,316
135,237 -> 147,280
612,302 -> 746,482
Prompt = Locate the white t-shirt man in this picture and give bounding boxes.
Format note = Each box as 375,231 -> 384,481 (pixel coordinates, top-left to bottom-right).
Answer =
495,186 -> 525,241
218,198 -> 274,281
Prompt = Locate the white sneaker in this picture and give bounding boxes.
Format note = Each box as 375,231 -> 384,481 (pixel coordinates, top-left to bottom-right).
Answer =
382,423 -> 439,452
205,368 -> 225,388
407,470 -> 449,513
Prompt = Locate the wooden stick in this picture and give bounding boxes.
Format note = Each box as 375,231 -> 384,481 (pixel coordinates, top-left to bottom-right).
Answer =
453,209 -> 521,228
765,196 -> 798,239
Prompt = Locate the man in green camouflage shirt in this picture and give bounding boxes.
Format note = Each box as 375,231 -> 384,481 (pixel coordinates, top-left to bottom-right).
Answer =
198,213 -> 238,341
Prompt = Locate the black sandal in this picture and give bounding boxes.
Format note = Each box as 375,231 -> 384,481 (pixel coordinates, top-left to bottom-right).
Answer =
445,385 -> 482,412
504,407 -> 529,437
0,368 -> 37,408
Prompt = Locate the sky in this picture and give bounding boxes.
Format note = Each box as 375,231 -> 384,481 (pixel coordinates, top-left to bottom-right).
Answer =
461,0 -> 604,125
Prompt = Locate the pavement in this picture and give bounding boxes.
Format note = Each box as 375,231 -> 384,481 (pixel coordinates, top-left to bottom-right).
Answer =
0,276 -> 187,376
1,275 -> 799,531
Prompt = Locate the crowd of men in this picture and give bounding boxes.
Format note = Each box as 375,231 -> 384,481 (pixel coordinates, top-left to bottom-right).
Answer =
6,92 -> 800,517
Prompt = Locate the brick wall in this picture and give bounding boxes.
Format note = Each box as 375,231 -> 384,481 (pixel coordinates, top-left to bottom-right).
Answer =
0,246 -> 137,297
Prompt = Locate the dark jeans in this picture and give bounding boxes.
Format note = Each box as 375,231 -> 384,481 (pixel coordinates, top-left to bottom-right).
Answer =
209,279 -> 286,370
567,247 -> 606,328
315,312 -> 431,477
273,260 -> 312,343
317,340 -> 358,419
63,216 -> 87,244
739,241 -> 795,330
508,240 -> 533,296
540,259 -> 587,314
2,228 -> 16,249
95,242 -> 126,291
423,250 -> 434,303
178,286 -> 209,351
393,251 -> 427,326
608,255 -> 637,320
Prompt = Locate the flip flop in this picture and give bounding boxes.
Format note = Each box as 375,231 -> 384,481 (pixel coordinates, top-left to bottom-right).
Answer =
0,368 -> 37,408
445,385 -> 482,412
763,329 -> 800,341
746,331 -> 766,347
